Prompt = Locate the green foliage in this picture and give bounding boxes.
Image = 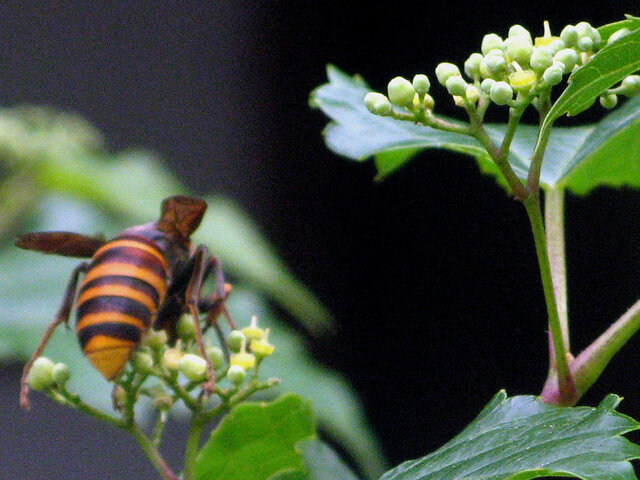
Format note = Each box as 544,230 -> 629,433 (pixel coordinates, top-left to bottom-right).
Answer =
380,392 -> 640,480
310,65 -> 640,195
196,394 -> 315,480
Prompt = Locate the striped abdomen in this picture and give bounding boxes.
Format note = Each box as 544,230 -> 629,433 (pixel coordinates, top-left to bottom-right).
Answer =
76,236 -> 169,380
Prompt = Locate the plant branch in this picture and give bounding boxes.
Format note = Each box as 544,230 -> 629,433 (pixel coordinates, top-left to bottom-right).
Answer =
544,187 -> 570,351
524,193 -> 576,405
131,424 -> 179,480
571,298 -> 640,397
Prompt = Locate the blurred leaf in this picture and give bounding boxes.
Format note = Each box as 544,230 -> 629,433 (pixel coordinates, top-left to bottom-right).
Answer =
0,106 -> 334,336
380,392 -> 640,480
311,65 -> 640,196
195,394 -> 315,480
301,440 -> 362,480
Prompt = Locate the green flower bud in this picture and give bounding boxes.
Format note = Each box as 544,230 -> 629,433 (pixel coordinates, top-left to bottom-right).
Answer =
51,363 -> 71,386
133,352 -> 154,373
553,48 -> 578,73
178,354 -> 207,382
464,53 -> 483,78
620,75 -> 640,96
162,348 -> 184,371
27,357 -> 55,391
227,330 -> 246,353
577,36 -> 593,52
599,93 -> 618,109
465,85 -> 480,103
242,315 -> 266,341
206,345 -> 225,369
543,64 -> 564,85
530,47 -> 553,72
508,25 -> 532,44
387,76 -> 415,107
509,69 -> 537,94
481,33 -> 503,55
547,39 -> 566,54
505,36 -> 533,65
412,74 -> 431,94
445,76 -> 467,96
142,329 -> 168,350
227,365 -> 246,385
422,93 -> 435,110
176,313 -> 196,341
490,81 -> 513,105
480,78 -> 496,94
560,25 -> 578,46
435,62 -> 461,86
484,54 -> 506,74
608,28 -> 630,45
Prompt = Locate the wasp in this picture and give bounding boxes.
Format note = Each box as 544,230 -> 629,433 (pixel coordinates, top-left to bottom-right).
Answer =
16,195 -> 234,409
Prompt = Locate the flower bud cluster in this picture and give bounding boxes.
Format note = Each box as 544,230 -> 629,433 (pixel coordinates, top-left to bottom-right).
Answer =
364,21 -> 637,117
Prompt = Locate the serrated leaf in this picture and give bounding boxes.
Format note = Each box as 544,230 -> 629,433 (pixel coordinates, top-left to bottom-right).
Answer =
380,391 -> 640,480
312,66 -> 640,196
195,394 -> 315,480
545,27 -> 640,122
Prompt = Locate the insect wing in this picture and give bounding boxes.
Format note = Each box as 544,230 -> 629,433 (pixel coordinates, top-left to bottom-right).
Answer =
15,231 -> 106,258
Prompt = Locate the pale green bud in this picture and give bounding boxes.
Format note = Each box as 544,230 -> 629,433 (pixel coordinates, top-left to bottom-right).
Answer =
142,329 -> 168,350
178,354 -> 208,382
547,39 -> 566,54
206,345 -> 225,369
560,25 -> 578,46
530,47 -> 554,72
133,352 -> 154,374
480,78 -> 496,94
176,313 -> 196,341
422,93 -> 435,110
599,93 -> 618,109
553,49 -> 578,73
387,76 -> 415,107
435,62 -> 461,86
577,36 -> 593,52
608,28 -> 631,45
508,25 -> 532,44
481,33 -> 504,55
445,76 -> 468,96
465,85 -> 480,103
162,348 -> 183,371
464,53 -> 483,78
27,357 -> 55,391
505,36 -> 533,64
484,54 -> 506,74
52,363 -> 71,386
620,75 -> 640,96
490,81 -> 513,105
227,365 -> 246,385
543,64 -> 564,85
412,74 -> 431,94
227,330 -> 246,353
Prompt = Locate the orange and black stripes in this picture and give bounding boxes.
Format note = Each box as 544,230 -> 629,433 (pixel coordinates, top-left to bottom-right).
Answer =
75,235 -> 169,379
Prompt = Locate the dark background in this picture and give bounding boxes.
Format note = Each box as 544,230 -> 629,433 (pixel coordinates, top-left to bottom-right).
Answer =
2,2 -> 640,478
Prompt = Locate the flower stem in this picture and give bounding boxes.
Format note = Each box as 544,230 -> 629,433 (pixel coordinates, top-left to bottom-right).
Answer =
524,192 -> 576,405
183,415 -> 207,480
131,424 -> 179,480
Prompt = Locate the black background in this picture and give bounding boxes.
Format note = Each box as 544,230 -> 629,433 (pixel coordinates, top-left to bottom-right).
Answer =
2,2 -> 640,478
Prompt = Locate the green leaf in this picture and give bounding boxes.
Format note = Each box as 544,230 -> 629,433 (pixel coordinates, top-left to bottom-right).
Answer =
230,288 -> 388,480
545,27 -> 640,122
380,391 -> 640,480
195,394 -> 315,480
301,440 -> 361,480
312,66 -> 640,196
598,15 -> 640,43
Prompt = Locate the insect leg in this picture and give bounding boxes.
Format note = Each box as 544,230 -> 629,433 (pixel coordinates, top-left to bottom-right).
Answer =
184,245 -> 217,394
20,261 -> 89,410
198,282 -> 233,360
